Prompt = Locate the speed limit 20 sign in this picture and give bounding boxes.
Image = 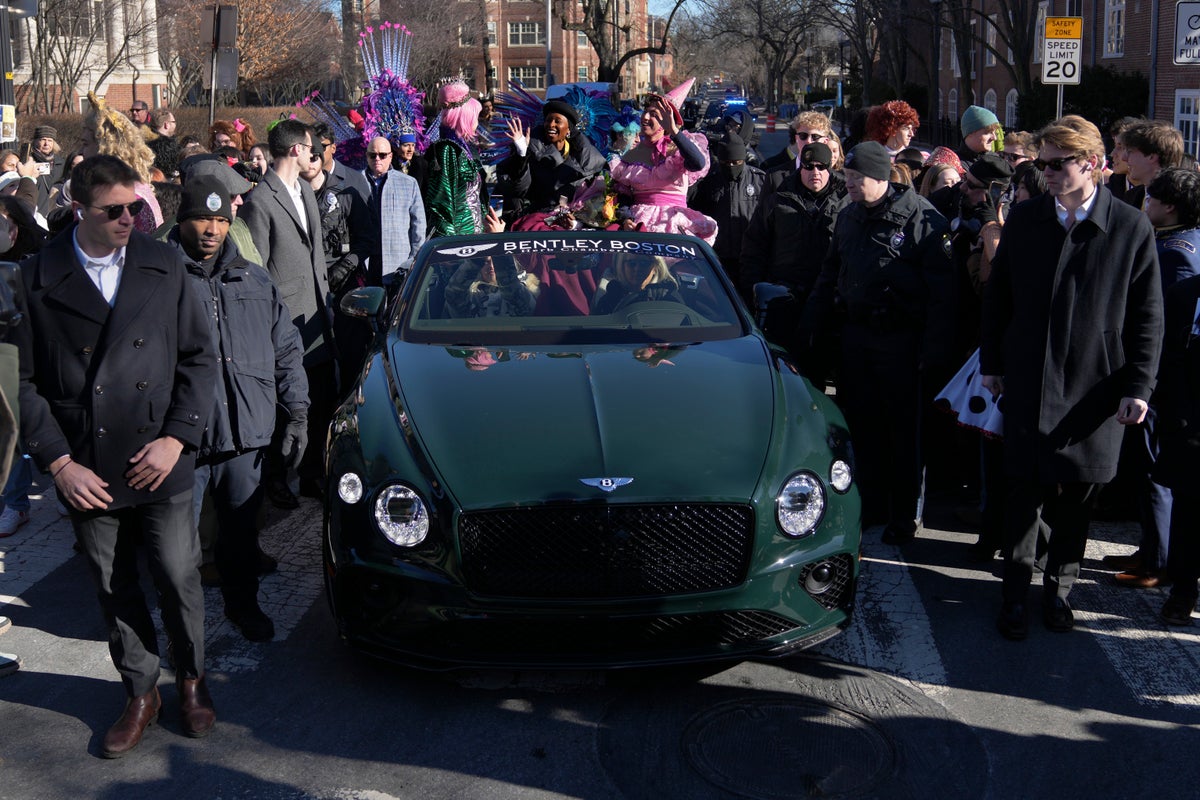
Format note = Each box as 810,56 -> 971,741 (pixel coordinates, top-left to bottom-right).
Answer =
1042,16 -> 1082,85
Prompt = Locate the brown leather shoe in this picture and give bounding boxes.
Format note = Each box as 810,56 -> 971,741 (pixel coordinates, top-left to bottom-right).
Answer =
179,676 -> 216,738
1114,570 -> 1170,589
101,688 -> 161,758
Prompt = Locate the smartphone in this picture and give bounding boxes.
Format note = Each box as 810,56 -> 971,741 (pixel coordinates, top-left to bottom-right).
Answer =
488,195 -> 504,216
17,142 -> 31,162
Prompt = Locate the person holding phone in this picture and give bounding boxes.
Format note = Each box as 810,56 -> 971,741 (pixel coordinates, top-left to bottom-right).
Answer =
28,125 -> 64,215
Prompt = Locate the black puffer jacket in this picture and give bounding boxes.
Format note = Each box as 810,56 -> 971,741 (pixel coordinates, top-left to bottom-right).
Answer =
503,134 -> 608,213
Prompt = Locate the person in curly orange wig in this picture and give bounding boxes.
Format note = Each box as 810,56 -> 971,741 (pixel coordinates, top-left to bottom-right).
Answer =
865,100 -> 920,158
209,119 -> 257,157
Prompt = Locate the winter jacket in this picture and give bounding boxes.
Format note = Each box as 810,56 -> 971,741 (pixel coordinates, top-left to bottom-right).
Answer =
170,231 -> 308,459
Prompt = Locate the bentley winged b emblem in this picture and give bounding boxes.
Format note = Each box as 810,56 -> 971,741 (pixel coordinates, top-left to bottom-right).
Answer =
580,477 -> 634,493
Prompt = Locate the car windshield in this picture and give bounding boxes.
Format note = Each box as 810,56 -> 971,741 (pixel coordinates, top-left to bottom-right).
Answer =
399,233 -> 746,347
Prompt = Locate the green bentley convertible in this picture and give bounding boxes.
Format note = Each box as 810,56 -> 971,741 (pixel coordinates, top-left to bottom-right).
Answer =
324,230 -> 860,669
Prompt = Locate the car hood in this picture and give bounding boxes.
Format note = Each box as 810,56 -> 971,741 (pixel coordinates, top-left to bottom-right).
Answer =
391,338 -> 777,508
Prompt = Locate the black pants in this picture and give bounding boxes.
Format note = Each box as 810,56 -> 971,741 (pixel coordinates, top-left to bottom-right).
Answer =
1167,489 -> 1200,604
195,449 -> 265,609
1001,479 -> 1100,603
71,490 -> 204,697
837,323 -> 923,528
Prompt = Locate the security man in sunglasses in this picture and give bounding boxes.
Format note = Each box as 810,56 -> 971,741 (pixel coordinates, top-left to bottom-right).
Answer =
14,155 -> 218,756
740,141 -> 848,380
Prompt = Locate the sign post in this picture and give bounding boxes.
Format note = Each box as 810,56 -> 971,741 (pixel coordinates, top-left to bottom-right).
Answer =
1042,16 -> 1082,119
1177,1 -> 1200,64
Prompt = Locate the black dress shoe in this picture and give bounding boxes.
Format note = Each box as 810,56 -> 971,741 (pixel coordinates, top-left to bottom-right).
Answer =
298,477 -> 326,499
1043,596 -> 1075,632
265,478 -> 299,510
101,688 -> 161,758
996,602 -> 1029,640
226,601 -> 275,642
256,548 -> 278,575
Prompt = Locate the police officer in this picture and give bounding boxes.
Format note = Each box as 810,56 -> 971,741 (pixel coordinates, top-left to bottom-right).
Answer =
690,133 -> 765,288
804,141 -> 954,544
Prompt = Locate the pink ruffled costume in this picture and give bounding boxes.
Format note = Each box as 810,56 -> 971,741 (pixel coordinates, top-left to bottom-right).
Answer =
609,130 -> 717,244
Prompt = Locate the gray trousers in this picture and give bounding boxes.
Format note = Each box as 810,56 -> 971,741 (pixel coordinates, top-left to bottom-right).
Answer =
71,489 -> 205,697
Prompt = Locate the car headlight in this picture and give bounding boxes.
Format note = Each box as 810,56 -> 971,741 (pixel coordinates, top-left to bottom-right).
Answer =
374,484 -> 430,546
337,472 -> 364,504
776,471 -> 826,538
829,460 -> 852,494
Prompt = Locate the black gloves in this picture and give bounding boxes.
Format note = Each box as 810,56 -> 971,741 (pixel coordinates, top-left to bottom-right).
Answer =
280,410 -> 308,472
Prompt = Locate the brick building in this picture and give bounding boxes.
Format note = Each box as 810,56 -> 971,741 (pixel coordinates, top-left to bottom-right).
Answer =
444,0 -> 662,98
928,0 -> 1199,156
10,0 -> 169,114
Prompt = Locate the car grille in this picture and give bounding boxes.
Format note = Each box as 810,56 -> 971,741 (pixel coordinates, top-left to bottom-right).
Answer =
431,610 -> 802,659
459,504 -> 755,599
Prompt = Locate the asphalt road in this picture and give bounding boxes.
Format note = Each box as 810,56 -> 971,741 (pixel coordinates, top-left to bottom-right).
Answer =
2,474 -> 1198,799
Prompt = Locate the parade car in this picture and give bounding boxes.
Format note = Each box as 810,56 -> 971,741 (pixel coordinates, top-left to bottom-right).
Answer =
323,230 -> 860,670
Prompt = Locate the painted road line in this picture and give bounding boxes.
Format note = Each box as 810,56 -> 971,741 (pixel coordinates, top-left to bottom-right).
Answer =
817,540 -> 949,697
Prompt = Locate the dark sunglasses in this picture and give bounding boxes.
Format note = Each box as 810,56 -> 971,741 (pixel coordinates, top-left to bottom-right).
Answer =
1033,156 -> 1078,172
90,200 -> 146,220
801,162 -> 830,172
1001,152 -> 1027,163
130,107 -> 147,114
366,152 -> 391,159
793,131 -> 827,142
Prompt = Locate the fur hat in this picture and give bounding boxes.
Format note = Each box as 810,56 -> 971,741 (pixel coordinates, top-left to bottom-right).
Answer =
845,141 -> 893,181
32,125 -> 56,141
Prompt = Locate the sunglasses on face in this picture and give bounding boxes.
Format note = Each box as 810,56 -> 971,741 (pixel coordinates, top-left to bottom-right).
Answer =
90,200 -> 146,220
1001,152 -> 1026,163
801,162 -> 830,172
1033,156 -> 1079,172
367,152 -> 391,159
793,131 -> 827,142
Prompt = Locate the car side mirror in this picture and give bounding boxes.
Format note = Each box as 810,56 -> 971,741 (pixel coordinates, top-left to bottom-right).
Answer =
339,286 -> 387,332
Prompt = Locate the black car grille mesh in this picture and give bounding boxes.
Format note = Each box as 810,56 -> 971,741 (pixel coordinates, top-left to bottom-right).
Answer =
431,610 -> 802,657
798,554 -> 856,610
458,504 -> 755,599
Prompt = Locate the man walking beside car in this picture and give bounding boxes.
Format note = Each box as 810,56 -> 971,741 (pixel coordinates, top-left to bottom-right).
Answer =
240,119 -> 334,507
981,118 -> 1163,640
15,155 -> 217,756
168,176 -> 309,643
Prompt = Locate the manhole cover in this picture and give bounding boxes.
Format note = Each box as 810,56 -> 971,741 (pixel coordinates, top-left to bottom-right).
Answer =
682,698 -> 896,799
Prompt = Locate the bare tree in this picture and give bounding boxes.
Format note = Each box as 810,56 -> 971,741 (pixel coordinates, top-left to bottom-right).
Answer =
692,0 -> 816,112
16,0 -> 161,113
379,0 -> 487,91
553,0 -> 687,87
817,0 -> 883,106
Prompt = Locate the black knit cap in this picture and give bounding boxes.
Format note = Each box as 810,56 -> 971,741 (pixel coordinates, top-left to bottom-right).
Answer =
715,133 -> 747,162
178,176 -> 232,222
844,141 -> 893,181
800,142 -> 833,169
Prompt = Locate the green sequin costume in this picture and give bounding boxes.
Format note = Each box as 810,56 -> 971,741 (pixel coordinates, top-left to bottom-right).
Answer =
425,137 -> 485,237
